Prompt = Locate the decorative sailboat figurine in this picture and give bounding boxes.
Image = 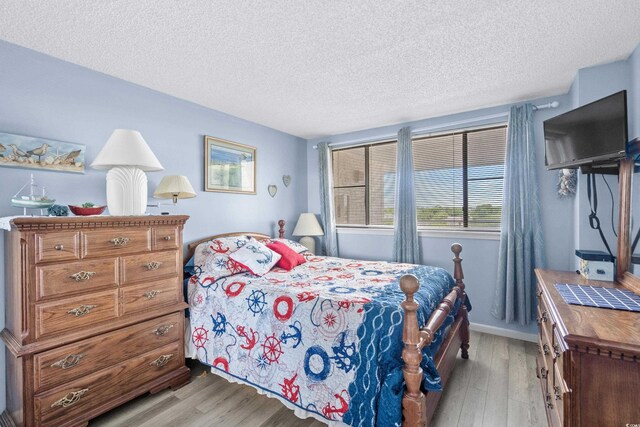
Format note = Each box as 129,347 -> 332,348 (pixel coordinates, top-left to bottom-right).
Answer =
11,173 -> 55,214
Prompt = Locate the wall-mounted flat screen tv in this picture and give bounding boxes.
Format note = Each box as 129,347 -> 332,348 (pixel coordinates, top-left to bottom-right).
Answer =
544,90 -> 628,170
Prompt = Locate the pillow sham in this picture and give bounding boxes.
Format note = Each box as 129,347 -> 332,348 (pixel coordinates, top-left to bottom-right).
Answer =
266,241 -> 306,271
193,236 -> 251,281
229,239 -> 281,276
266,238 -> 309,254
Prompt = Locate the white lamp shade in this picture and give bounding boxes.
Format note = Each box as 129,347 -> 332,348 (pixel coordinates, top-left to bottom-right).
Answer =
91,129 -> 164,171
154,175 -> 196,200
292,213 -> 324,236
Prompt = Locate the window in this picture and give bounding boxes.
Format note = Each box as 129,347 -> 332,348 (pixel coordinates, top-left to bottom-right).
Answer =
331,125 -> 507,229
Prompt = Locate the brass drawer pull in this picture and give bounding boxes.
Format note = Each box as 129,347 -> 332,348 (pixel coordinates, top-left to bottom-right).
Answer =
51,354 -> 85,369
537,311 -> 548,324
67,304 -> 97,317
54,244 -> 64,251
150,354 -> 174,367
542,343 -> 550,356
110,236 -> 130,246
51,388 -> 89,408
163,236 -> 172,241
69,271 -> 96,281
144,290 -> 159,300
540,367 -> 548,379
154,324 -> 174,336
545,392 -> 554,409
144,261 -> 162,270
554,385 -> 562,401
553,344 -> 561,358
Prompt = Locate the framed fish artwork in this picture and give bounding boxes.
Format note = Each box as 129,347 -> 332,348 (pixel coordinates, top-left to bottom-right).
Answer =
0,131 -> 85,174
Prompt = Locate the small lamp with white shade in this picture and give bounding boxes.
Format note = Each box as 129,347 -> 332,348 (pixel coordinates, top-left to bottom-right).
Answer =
153,175 -> 197,204
91,129 -> 163,216
292,213 -> 324,255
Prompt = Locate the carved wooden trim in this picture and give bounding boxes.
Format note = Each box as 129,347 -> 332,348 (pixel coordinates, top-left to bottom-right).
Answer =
569,344 -> 640,361
9,215 -> 189,231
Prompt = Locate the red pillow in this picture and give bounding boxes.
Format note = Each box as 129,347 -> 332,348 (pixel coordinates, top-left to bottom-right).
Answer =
266,241 -> 306,271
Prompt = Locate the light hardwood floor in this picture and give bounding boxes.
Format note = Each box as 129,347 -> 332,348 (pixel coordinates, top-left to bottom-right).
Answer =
90,331 -> 546,427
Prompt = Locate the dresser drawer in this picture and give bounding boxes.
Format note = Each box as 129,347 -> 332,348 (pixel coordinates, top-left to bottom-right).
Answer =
81,228 -> 151,258
35,232 -> 80,264
152,226 -> 180,251
121,278 -> 181,315
36,290 -> 119,339
34,341 -> 182,426
120,250 -> 180,285
34,313 -> 182,392
35,258 -> 118,301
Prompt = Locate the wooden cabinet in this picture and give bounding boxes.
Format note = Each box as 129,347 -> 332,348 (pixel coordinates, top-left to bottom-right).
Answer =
1,215 -> 190,427
535,269 -> 640,427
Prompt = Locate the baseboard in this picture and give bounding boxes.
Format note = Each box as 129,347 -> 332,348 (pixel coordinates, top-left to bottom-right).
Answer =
470,322 -> 537,343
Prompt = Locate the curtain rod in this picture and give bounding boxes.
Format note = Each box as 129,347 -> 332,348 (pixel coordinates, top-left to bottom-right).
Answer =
312,101 -> 560,150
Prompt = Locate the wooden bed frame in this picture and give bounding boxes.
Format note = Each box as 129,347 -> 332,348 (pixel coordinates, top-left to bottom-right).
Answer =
185,219 -> 470,427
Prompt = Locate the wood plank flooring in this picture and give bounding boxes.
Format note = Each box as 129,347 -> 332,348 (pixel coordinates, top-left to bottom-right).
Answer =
89,331 -> 546,427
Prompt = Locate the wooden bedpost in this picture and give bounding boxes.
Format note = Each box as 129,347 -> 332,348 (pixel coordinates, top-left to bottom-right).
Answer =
452,243 -> 470,359
401,275 -> 426,427
278,219 -> 285,238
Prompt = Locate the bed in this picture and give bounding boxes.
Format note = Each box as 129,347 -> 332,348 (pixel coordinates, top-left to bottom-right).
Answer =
183,220 -> 470,427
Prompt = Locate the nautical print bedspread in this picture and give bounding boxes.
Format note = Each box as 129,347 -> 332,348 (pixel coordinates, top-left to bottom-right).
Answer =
187,255 -> 458,426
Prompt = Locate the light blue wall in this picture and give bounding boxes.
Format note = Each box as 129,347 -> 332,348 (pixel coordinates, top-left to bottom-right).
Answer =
0,40 -> 308,412
306,42 -> 640,338
569,56 -> 639,261
307,96 -> 575,336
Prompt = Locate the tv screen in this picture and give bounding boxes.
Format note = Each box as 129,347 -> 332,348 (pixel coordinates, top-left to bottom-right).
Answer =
544,90 -> 628,170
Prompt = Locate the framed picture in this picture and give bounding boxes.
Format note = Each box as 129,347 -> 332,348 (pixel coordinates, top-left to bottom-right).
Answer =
205,136 -> 256,194
0,131 -> 86,174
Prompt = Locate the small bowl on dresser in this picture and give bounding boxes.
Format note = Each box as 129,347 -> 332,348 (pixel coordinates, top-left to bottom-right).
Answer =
68,205 -> 107,216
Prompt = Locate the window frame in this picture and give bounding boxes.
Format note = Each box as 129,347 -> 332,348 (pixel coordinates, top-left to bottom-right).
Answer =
331,123 -> 507,232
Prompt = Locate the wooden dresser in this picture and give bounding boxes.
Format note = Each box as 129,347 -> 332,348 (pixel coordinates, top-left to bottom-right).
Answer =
1,215 -> 190,427
535,269 -> 640,427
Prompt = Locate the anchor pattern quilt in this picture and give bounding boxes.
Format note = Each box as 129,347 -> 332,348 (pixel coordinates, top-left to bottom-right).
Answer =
187,238 -> 458,426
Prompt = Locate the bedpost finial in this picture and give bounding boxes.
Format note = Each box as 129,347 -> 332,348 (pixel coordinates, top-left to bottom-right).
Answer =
451,243 -> 462,258
400,274 -> 420,296
278,219 -> 285,238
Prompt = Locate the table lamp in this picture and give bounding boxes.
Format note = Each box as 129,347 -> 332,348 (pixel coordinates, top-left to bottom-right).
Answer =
91,129 -> 163,216
153,175 -> 197,204
292,213 -> 324,254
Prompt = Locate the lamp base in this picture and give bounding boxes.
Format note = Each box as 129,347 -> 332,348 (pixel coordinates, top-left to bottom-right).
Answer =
298,236 -> 316,255
106,166 -> 148,216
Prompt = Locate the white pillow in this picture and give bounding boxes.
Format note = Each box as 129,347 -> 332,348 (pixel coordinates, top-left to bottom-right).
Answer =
229,239 -> 281,276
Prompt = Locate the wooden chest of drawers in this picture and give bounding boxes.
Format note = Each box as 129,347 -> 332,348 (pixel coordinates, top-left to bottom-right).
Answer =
1,216 -> 190,427
535,269 -> 640,427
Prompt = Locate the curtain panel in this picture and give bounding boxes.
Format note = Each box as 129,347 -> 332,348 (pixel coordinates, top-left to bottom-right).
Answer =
393,126 -> 421,264
492,104 -> 546,325
318,141 -> 338,256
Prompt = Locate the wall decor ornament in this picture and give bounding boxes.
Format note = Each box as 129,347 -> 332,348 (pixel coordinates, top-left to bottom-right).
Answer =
205,136 -> 256,194
268,184 -> 278,197
557,168 -> 577,198
0,131 -> 85,174
282,175 -> 292,187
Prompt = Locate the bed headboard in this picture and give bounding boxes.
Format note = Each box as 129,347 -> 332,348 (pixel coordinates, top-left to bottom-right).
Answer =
185,219 -> 285,262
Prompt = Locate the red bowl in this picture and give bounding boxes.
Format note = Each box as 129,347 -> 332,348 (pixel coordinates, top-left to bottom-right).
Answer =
68,205 -> 106,216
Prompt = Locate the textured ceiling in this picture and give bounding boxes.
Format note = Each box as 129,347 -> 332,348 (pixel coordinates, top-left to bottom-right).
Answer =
1,1 -> 640,139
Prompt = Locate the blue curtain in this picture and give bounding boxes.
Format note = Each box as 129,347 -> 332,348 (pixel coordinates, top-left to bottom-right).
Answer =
393,126 -> 421,264
318,141 -> 338,256
492,104 -> 546,325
